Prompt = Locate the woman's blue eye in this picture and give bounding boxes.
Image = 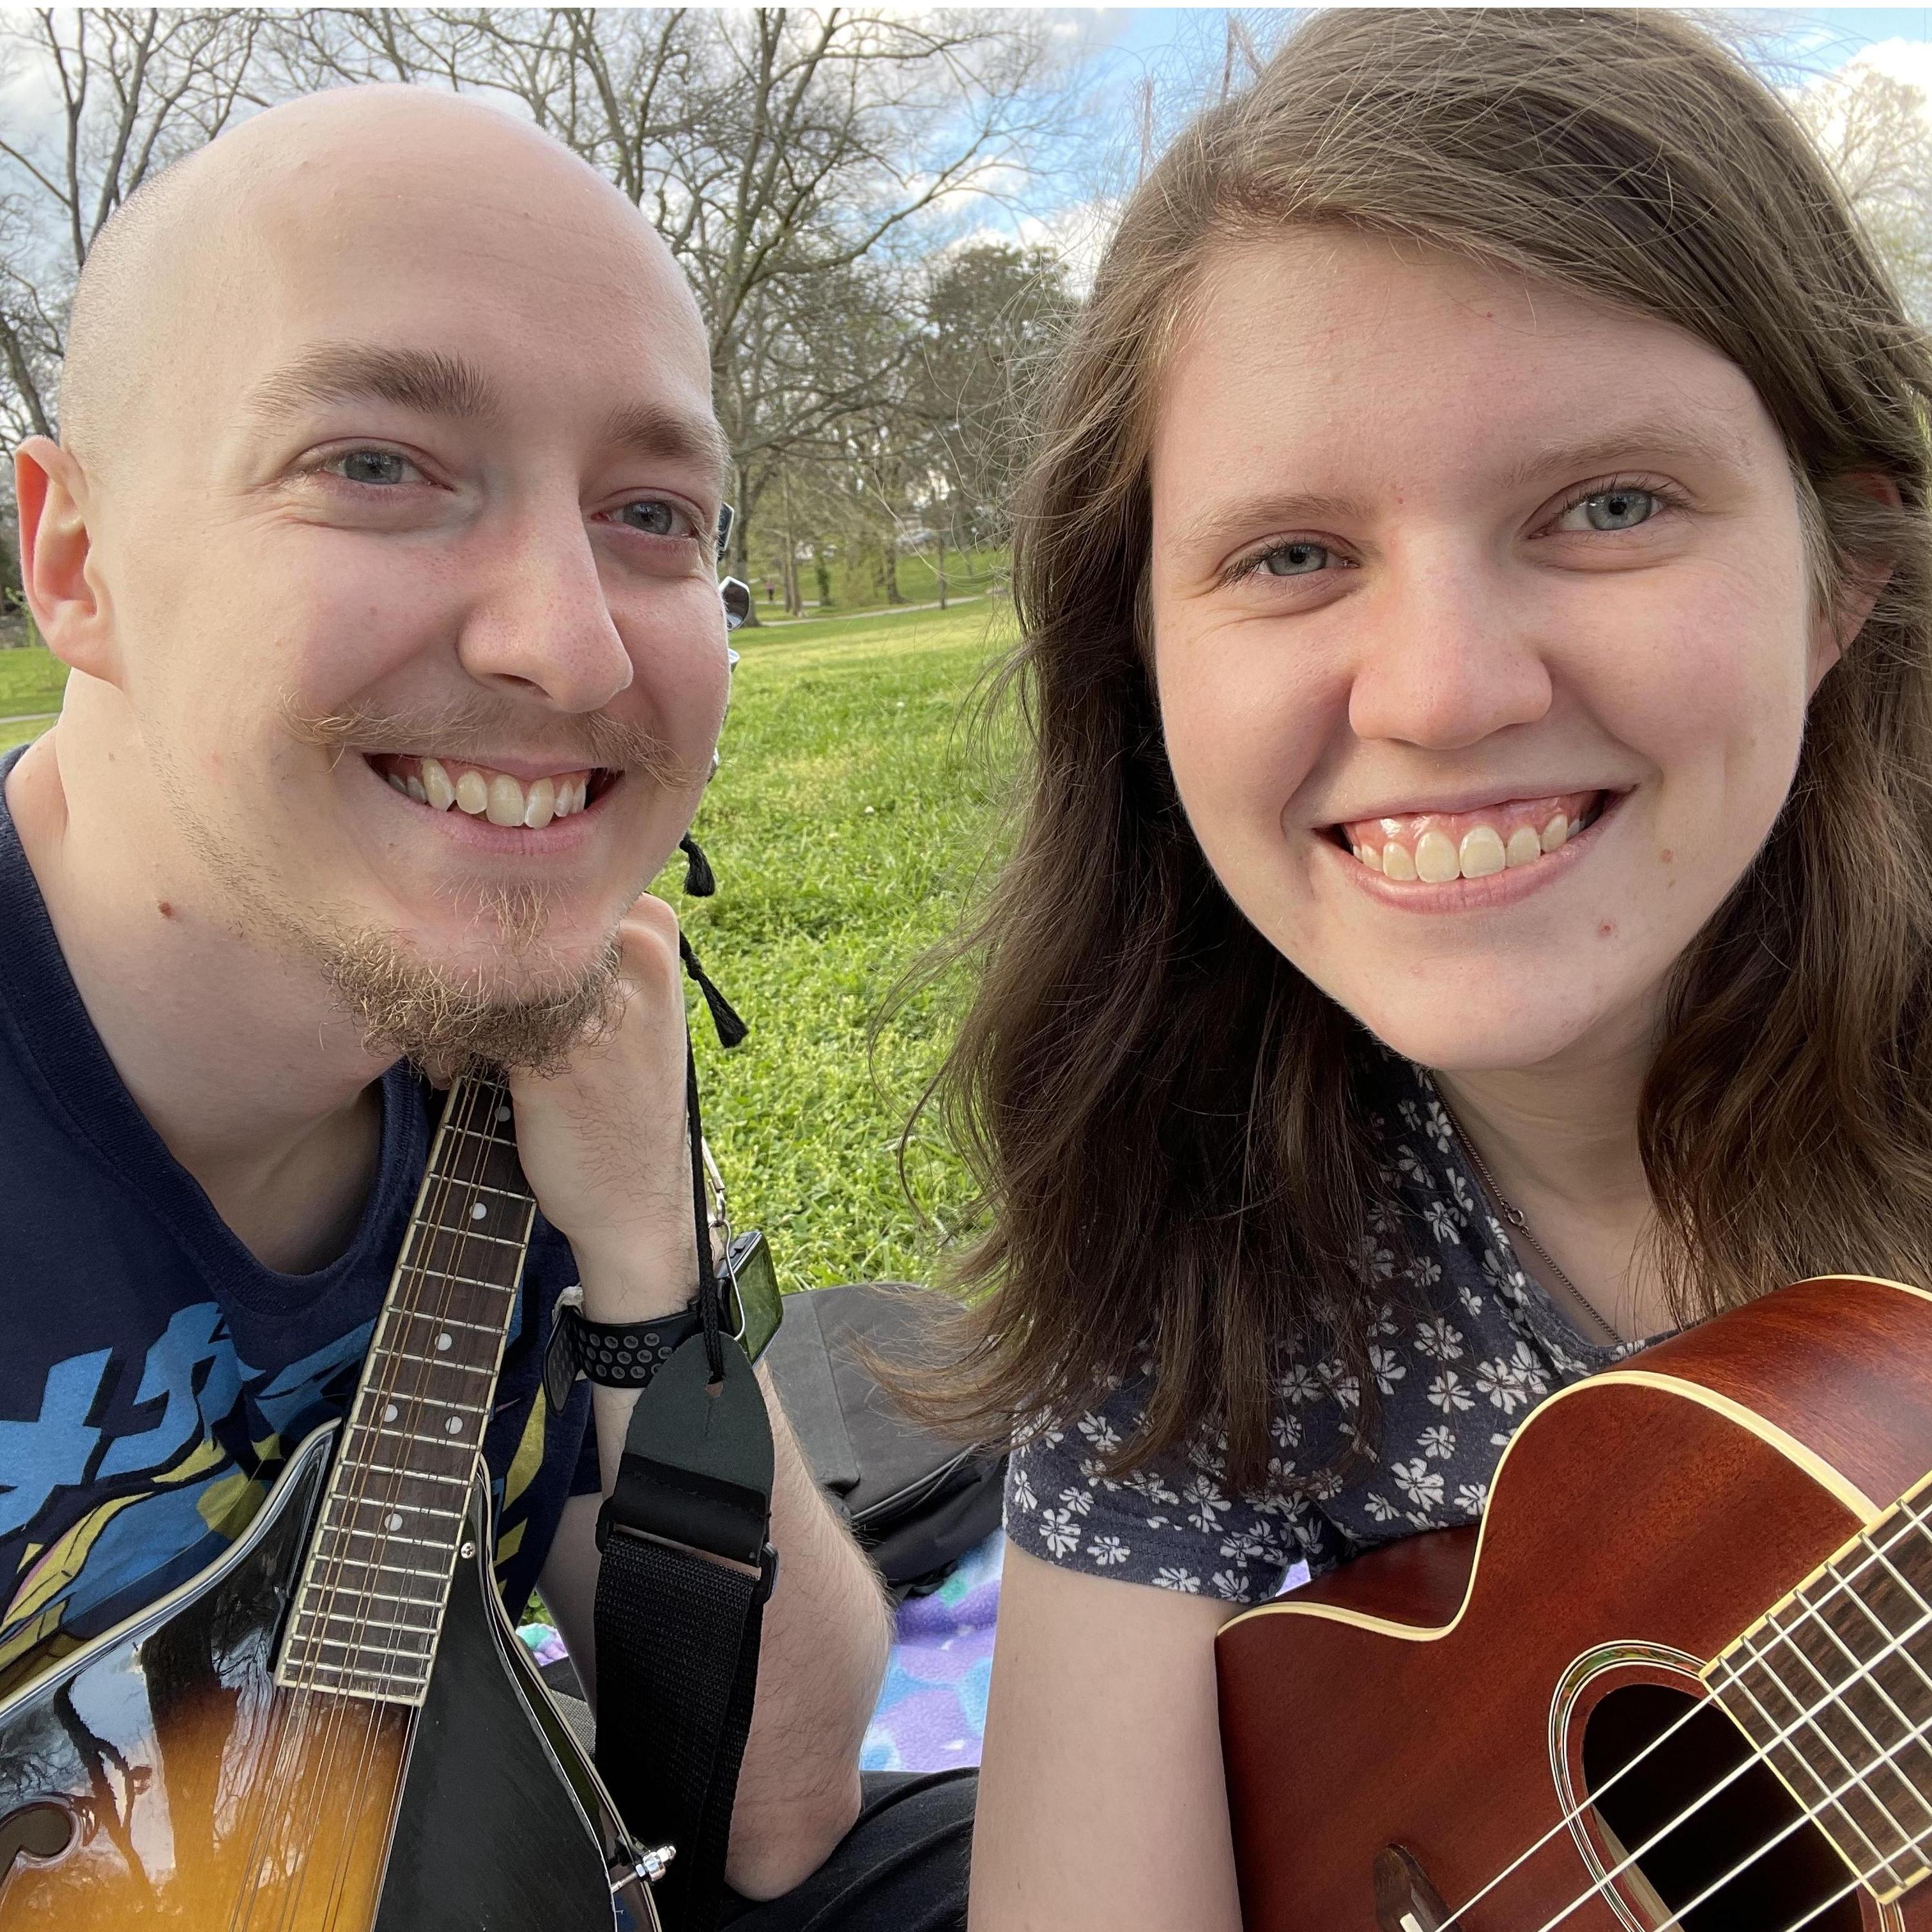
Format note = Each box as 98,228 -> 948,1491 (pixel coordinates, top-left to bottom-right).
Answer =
617,500 -> 687,537
1563,487 -> 1659,533
1262,540 -> 1331,577
333,449 -> 410,485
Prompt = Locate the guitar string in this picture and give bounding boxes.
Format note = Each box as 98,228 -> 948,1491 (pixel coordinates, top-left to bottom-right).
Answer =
259,1075 -> 484,1932
304,1074 -> 507,1927
1430,1496 -> 1932,1930
236,1074 -> 499,1926
1523,1521 -> 1932,1932
303,1073 -> 507,1931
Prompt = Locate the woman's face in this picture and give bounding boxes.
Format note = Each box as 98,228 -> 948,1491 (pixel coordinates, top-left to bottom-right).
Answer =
1148,231 -> 1844,1074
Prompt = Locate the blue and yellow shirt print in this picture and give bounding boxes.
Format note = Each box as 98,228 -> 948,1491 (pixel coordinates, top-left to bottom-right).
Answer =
0,743 -> 598,1699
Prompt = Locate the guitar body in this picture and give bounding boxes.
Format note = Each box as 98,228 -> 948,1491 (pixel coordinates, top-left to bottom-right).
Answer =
0,1424 -> 650,1929
1218,1276 -> 1932,1932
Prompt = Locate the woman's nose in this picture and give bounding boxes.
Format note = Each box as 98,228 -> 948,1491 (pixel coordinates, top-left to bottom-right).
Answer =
1345,549 -> 1553,751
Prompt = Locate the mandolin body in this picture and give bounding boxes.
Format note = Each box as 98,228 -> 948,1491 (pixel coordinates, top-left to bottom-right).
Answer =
0,1423 -> 649,1930
1218,1276 -> 1932,1932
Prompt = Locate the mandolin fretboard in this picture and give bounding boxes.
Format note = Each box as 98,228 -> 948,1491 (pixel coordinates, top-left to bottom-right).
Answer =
275,1076 -> 534,1706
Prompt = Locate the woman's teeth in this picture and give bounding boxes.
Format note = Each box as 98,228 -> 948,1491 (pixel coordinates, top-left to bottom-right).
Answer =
378,755 -> 593,828
1344,792 -> 1602,882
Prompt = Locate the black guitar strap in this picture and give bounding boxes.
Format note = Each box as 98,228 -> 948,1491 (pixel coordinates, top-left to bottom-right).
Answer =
593,1032 -> 775,1932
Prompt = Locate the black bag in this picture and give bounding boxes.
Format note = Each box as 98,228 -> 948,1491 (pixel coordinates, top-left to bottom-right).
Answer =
762,1281 -> 1007,1599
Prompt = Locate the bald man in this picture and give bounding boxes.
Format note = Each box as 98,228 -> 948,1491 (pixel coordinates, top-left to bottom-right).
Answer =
3,88 -> 969,1929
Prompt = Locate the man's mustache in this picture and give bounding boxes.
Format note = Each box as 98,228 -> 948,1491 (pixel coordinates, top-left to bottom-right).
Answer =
280,693 -> 706,791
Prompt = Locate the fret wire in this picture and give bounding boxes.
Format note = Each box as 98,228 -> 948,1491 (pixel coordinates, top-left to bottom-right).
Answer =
293,1606 -> 439,1641
291,1625 -> 435,1662
1718,1630 -> 1906,1880
391,1267 -> 519,1298
1784,1575 -> 1932,1800
319,1505 -> 464,1537
346,1422 -> 486,1452
296,1559 -> 449,1591
1752,1606 -> 1932,1844
442,1120 -> 519,1152
350,1460 -> 475,1488
405,1223 -> 530,1252
1853,1531 -> 1932,1704
375,1310 -> 505,1338
285,1659 -> 427,1690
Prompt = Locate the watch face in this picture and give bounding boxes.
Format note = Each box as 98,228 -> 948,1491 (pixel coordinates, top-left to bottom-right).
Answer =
726,1230 -> 783,1360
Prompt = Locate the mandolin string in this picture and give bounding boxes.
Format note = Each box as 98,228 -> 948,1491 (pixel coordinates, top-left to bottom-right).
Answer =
245,1074 -> 493,1924
1522,1542 -> 1932,1932
289,1073 -> 496,1932
314,1073 -> 514,1928
1432,1496 -> 1932,1931
302,1073 -> 500,1915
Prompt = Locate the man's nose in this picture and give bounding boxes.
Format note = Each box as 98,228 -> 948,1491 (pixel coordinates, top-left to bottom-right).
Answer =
456,508 -> 634,713
1345,545 -> 1553,751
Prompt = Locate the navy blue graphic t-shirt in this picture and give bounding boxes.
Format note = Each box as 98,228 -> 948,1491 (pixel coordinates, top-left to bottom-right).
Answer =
0,743 -> 599,1697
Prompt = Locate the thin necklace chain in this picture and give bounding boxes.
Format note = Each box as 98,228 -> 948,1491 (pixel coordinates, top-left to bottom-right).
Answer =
1424,1075 -> 1623,1346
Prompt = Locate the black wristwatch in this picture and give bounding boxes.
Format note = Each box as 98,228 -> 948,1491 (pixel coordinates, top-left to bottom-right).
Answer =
544,1291 -> 703,1409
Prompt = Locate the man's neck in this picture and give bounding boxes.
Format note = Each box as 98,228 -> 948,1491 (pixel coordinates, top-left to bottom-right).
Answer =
6,730 -> 394,1274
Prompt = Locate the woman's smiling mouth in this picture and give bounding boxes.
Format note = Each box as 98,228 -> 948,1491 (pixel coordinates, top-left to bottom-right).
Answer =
1333,790 -> 1610,882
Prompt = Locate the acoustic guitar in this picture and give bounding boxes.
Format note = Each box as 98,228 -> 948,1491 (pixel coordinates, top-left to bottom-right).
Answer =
1218,1274 -> 1932,1932
0,1076 -> 665,1929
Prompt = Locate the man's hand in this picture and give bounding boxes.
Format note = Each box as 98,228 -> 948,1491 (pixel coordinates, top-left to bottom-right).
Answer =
505,894 -> 697,1324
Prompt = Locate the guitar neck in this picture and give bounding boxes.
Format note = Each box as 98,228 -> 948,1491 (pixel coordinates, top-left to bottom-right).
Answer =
1703,1465 -> 1932,1897
276,1075 -> 535,1705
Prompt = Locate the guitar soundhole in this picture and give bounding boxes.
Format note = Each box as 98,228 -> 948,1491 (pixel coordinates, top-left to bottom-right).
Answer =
1581,1683 -> 1861,1929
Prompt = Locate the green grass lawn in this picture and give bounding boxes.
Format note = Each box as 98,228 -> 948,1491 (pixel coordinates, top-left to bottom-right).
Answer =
2,608 -> 1015,1289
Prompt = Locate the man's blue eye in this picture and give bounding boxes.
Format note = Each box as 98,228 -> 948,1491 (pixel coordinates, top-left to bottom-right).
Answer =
618,500 -> 684,537
337,450 -> 408,485
1263,541 -> 1330,576
1569,487 -> 1658,532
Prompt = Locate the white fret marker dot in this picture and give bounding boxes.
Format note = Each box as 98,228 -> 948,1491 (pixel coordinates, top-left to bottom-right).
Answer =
471,1202 -> 487,1220
445,1415 -> 463,1434
385,1512 -> 403,1531
496,1105 -> 511,1122
436,1333 -> 453,1352
382,1403 -> 398,1423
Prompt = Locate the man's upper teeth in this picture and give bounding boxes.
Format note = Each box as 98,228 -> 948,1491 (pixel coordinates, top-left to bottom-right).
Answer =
383,755 -> 592,825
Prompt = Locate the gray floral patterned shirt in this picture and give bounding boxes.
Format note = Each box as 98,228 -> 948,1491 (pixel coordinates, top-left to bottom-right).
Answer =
1004,1050 -> 1643,1602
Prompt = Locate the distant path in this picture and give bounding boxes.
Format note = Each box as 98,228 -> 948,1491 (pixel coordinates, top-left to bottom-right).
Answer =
747,592 -> 992,630
0,709 -> 57,726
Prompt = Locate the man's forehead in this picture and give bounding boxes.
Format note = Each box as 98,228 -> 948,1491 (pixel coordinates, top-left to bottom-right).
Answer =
238,339 -> 729,488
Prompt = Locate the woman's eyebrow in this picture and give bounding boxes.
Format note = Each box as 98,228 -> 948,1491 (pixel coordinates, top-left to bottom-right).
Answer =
1498,411 -> 1757,491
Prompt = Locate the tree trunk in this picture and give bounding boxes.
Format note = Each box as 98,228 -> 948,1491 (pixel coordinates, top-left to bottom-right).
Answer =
936,535 -> 947,610
881,535 -> 902,605
730,459 -> 760,629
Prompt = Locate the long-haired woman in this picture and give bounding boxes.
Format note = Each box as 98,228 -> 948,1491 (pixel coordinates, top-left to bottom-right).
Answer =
917,11 -> 1932,1928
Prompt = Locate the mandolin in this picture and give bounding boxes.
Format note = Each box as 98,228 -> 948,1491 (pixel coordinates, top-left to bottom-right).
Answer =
0,1076 -> 665,1929
1218,1274 -> 1932,1932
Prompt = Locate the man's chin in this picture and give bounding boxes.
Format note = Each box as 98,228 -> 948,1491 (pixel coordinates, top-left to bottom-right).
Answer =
318,924 -> 626,1080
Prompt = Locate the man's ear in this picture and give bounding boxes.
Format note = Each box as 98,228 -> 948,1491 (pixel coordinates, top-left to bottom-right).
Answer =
1811,469 -> 1903,693
14,438 -> 121,686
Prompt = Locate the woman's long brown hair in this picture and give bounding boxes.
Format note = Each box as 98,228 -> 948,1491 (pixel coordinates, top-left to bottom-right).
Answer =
900,8 -> 1932,1494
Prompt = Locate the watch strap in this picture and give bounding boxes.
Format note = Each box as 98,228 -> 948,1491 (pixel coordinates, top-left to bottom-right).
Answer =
545,1297 -> 703,1406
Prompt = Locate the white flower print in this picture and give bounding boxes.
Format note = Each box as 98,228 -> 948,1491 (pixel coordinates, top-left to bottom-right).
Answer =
1278,1361 -> 1324,1407
1363,1492 -> 1400,1524
1181,1473 -> 1229,1533
1392,1458 -> 1445,1510
1210,1570 -> 1249,1597
1078,1412 -> 1123,1455
1422,1197 -> 1464,1246
1455,1482 -> 1491,1514
1428,1370 -> 1475,1414
1397,1098 -> 1422,1131
1368,1344 -> 1408,1394
1448,1169 -> 1477,1218
1422,1098 -> 1453,1151
1039,1508 -> 1082,1558
1010,1466 -> 1037,1514
1413,1317 -> 1465,1362
1059,1485 -> 1095,1518
1418,1424 -> 1457,1462
1220,1528 -> 1271,1563
1395,1144 -> 1430,1188
1124,1466 -> 1180,1508
1154,1567 -> 1202,1593
1086,1533 -> 1131,1568
1269,1409 -> 1305,1451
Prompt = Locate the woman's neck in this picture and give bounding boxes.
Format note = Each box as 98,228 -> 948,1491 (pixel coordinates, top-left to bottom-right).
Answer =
1430,1020 -> 1672,1345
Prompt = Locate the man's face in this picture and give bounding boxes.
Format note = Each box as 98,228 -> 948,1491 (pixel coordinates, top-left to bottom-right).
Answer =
85,131 -> 730,1034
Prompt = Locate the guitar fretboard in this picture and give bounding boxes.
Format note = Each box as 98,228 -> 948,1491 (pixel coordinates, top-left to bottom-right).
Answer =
1705,1469 -> 1932,1904
275,1077 -> 534,1705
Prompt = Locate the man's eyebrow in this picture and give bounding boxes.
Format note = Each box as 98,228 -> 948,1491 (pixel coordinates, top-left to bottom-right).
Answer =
602,398 -> 732,494
243,344 -> 501,427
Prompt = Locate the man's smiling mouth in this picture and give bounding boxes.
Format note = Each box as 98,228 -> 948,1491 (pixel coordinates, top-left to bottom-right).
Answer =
364,753 -> 617,829
1332,790 -> 1611,882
